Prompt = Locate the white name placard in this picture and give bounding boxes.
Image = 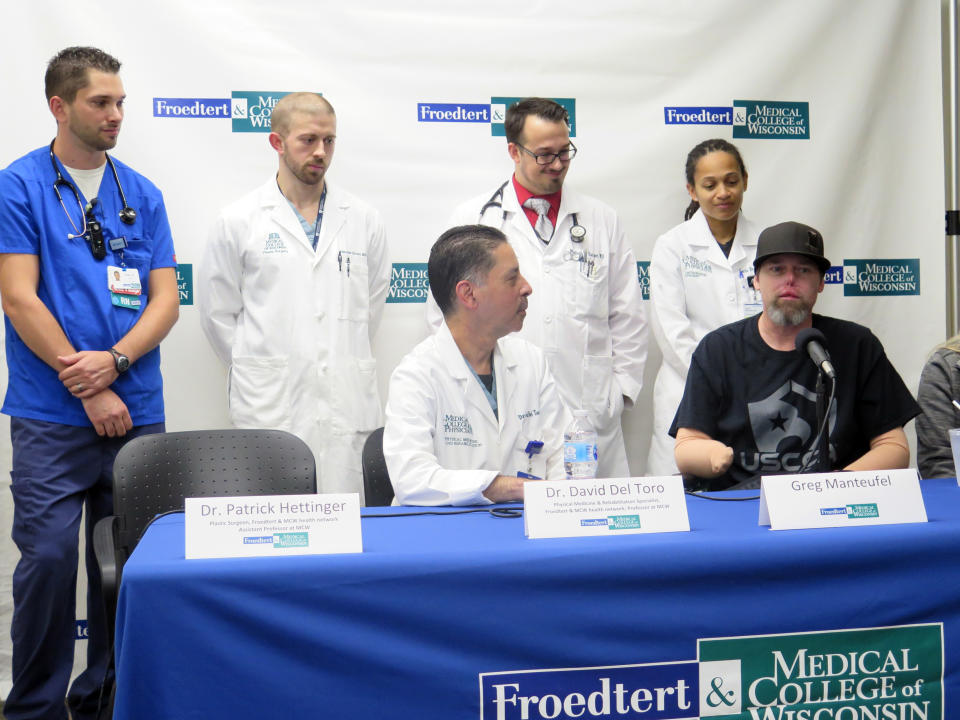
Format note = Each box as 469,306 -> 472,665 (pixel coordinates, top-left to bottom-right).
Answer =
524,476 -> 690,539
758,469 -> 927,530
185,493 -> 362,559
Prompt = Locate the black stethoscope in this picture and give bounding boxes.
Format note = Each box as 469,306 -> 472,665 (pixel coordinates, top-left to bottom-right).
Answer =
50,140 -> 137,238
478,181 -> 586,243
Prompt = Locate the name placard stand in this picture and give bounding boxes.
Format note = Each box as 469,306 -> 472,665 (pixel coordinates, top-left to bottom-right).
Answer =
759,469 -> 927,530
524,476 -> 690,539
185,493 -> 362,559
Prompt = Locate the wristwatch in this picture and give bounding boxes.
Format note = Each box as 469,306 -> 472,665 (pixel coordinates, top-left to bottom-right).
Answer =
109,347 -> 130,373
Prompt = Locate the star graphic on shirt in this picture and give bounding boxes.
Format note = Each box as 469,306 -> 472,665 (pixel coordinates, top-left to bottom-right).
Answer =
770,413 -> 788,431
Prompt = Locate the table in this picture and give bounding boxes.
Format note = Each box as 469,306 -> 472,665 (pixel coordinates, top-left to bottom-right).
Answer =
114,478 -> 960,719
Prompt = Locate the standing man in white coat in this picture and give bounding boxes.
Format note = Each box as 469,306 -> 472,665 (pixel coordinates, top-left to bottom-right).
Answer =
386,225 -> 569,506
427,98 -> 646,479
198,92 -> 390,499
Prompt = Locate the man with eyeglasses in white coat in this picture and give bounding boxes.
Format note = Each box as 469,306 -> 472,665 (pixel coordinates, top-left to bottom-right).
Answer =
426,97 -> 647,479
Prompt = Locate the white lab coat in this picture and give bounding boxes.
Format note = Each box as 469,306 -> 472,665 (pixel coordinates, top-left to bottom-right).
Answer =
198,179 -> 390,498
427,181 -> 647,479
384,323 -> 571,506
646,210 -> 760,475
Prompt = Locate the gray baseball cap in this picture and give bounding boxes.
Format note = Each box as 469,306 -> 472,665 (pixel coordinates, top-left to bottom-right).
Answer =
753,221 -> 831,274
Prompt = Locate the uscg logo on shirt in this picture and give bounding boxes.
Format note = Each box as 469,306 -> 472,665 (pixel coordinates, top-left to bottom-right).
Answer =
416,97 -> 577,138
743,380 -> 837,473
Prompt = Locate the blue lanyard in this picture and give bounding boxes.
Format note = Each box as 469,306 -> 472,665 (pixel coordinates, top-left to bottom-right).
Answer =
311,186 -> 327,251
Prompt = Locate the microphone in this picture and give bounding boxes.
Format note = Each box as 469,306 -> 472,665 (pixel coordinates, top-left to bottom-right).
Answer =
795,328 -> 836,379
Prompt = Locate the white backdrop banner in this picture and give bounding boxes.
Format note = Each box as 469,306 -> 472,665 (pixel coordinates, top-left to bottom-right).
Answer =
0,0 -> 944,696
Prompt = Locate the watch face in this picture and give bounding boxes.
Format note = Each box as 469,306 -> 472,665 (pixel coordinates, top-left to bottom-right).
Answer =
116,354 -> 130,372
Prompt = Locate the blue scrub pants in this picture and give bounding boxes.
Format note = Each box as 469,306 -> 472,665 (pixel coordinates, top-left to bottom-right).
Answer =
5,418 -> 164,720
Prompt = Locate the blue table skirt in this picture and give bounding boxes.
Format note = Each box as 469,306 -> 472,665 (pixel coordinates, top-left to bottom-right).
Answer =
114,478 -> 960,719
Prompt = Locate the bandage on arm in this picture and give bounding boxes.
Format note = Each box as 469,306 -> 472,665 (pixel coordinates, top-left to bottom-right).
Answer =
674,428 -> 734,478
843,427 -> 910,471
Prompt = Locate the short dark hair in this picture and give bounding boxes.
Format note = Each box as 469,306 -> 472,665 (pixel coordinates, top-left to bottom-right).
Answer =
504,98 -> 569,145
45,47 -> 121,102
428,225 -> 508,316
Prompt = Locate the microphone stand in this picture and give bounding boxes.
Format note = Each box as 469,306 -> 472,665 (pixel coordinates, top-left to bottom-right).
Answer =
814,371 -> 830,471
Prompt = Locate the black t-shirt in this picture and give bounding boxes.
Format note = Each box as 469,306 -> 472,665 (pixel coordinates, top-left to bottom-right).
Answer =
669,314 -> 920,490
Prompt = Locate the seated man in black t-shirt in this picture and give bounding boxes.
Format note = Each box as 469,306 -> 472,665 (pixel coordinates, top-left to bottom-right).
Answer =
669,221 -> 920,490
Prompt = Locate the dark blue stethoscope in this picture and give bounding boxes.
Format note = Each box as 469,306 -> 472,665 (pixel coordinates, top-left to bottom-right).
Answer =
478,181 -> 586,243
50,140 -> 137,251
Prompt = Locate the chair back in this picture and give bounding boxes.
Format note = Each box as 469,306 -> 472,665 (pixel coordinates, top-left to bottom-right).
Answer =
362,427 -> 394,506
112,429 -> 316,567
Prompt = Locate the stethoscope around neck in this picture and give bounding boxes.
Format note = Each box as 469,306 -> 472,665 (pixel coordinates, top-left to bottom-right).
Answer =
49,139 -> 137,236
478,181 -> 586,243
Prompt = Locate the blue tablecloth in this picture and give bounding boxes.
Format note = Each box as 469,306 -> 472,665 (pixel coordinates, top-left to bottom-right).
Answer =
114,479 -> 960,719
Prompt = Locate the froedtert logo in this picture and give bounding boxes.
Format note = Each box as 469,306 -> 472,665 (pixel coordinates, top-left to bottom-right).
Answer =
416,97 -> 577,137
663,100 -> 809,140
697,624 -> 943,720
387,262 -> 429,303
843,259 -> 920,296
663,107 -> 733,125
733,100 -> 810,139
153,98 -> 230,118
480,661 -> 698,720
418,103 -> 491,122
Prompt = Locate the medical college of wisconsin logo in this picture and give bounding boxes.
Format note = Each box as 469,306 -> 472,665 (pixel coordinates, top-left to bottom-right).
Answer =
664,100 -> 810,140
479,624 -> 943,720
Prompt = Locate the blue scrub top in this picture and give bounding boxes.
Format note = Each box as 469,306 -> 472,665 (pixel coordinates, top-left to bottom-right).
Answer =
0,146 -> 176,427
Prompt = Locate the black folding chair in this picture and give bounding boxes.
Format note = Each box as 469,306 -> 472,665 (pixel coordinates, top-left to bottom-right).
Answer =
92,429 -> 317,717
361,427 -> 394,506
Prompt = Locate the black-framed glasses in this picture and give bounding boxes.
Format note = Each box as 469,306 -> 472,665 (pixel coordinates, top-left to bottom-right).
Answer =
515,141 -> 577,166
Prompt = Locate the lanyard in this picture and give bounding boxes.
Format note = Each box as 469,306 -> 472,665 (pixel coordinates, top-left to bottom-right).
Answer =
311,186 -> 327,251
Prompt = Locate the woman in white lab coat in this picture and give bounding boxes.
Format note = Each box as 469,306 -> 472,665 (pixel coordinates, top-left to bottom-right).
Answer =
647,139 -> 760,476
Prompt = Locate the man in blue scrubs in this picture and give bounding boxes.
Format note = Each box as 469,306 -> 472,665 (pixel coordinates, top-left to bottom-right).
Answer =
0,47 -> 179,719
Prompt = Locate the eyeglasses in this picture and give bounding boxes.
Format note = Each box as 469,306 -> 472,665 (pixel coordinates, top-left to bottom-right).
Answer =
515,141 -> 578,166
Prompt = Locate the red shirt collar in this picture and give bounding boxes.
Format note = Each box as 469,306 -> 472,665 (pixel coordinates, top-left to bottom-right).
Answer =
512,175 -> 561,227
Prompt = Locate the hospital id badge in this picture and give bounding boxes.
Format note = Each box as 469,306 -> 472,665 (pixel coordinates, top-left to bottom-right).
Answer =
109,266 -> 142,310
108,266 -> 141,295
740,270 -> 762,317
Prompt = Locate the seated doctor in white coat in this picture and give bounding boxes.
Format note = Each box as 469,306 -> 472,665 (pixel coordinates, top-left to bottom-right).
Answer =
384,225 -> 570,506
198,92 -> 390,499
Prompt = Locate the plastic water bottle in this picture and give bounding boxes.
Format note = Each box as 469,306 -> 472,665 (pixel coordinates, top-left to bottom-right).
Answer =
564,410 -> 598,479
